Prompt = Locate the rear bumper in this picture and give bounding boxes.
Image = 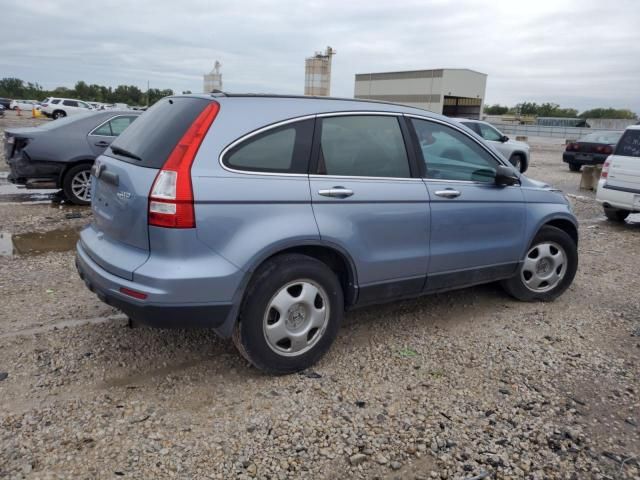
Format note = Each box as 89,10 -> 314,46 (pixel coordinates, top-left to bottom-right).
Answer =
562,152 -> 608,165
76,241 -> 233,329
7,155 -> 63,188
595,180 -> 640,212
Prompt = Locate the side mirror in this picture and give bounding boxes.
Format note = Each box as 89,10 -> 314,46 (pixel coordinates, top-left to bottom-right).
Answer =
495,165 -> 519,186
500,135 -> 509,143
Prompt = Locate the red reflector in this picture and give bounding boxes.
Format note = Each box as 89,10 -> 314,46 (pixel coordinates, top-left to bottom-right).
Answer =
148,102 -> 220,229
119,287 -> 148,300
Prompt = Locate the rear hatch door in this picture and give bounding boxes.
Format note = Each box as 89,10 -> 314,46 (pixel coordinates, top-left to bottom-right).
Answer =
607,129 -> 640,193
84,96 -> 214,279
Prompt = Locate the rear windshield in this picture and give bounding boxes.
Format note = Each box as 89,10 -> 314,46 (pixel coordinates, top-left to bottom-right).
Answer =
106,96 -> 211,168
579,131 -> 622,144
614,130 -> 640,158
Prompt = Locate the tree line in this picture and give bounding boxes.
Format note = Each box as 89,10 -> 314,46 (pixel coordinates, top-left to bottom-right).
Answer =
0,77 -> 175,106
484,102 -> 637,119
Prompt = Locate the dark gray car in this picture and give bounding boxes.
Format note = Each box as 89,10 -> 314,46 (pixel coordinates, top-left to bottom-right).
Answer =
5,110 -> 140,204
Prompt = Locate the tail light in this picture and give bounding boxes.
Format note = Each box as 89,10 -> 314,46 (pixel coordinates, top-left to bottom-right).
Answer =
41,103 -> 48,107
601,158 -> 611,179
566,143 -> 579,151
602,145 -> 613,154
148,101 -> 219,228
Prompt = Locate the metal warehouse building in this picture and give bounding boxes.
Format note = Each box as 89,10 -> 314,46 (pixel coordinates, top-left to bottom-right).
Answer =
354,68 -> 487,119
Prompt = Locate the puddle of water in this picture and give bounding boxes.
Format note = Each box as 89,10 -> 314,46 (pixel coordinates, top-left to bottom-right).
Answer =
0,227 -> 80,257
0,176 -> 60,204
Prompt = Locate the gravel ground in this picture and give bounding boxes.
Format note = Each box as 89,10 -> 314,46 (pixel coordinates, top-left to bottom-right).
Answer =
1,110 -> 639,479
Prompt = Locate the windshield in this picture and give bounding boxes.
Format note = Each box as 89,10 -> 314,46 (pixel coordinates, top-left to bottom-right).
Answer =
579,131 -> 622,144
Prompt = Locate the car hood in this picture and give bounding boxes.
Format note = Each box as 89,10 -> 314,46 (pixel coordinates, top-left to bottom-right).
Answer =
520,176 -> 551,189
508,139 -> 530,150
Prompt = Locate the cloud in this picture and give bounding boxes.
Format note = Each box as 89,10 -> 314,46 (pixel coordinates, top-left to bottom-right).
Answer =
1,0 -> 639,112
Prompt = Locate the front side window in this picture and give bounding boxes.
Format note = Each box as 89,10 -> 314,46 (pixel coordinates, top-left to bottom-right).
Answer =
317,115 -> 410,178
223,119 -> 313,174
411,118 -> 499,182
477,123 -> 503,142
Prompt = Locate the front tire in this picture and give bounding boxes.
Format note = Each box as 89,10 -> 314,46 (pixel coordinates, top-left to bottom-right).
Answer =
604,207 -> 630,222
568,162 -> 581,172
62,164 -> 92,205
501,226 -> 577,302
233,254 -> 344,374
509,154 -> 526,173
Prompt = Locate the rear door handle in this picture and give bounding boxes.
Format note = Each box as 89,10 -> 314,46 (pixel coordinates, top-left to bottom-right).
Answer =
318,187 -> 354,198
434,189 -> 461,198
95,141 -> 110,147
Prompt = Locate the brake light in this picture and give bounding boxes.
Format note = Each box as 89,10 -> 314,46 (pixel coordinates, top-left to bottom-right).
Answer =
566,143 -> 579,151
601,158 -> 611,179
148,102 -> 219,228
41,103 -> 48,107
603,146 -> 613,155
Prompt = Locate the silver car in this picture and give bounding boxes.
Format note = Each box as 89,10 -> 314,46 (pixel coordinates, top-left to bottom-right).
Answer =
457,119 -> 530,172
76,94 -> 578,373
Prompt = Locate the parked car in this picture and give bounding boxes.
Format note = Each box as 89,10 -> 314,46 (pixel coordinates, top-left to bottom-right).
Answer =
0,97 -> 11,109
0,104 -> 4,117
456,119 -> 530,172
563,131 -> 622,172
75,95 -> 578,374
40,97 -> 94,119
9,99 -> 38,111
596,125 -> 640,221
5,110 -> 140,204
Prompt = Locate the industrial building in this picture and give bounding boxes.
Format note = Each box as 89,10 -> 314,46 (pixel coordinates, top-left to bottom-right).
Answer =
354,68 -> 487,119
304,47 -> 336,96
203,61 -> 223,93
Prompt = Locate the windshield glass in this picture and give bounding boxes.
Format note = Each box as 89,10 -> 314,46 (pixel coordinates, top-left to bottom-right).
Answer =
579,131 -> 622,144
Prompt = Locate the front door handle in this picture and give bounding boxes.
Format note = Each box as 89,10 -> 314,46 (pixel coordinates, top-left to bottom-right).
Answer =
95,141 -> 110,147
318,187 -> 354,198
434,189 -> 461,199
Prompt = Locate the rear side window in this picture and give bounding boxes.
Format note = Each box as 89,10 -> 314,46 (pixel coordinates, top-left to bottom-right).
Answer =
108,97 -> 211,168
317,115 -> 410,178
223,120 -> 314,174
614,130 -> 640,158
51,99 -> 60,104
91,116 -> 137,137
63,100 -> 79,107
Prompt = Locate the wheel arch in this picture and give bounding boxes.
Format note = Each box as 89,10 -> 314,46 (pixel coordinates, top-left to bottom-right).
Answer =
510,150 -> 528,171
57,158 -> 95,187
250,241 -> 359,308
540,217 -> 578,246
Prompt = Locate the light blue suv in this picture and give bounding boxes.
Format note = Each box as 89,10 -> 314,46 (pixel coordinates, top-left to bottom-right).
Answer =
76,94 -> 578,373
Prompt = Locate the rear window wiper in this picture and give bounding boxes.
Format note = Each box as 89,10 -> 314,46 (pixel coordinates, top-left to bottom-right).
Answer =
110,145 -> 142,161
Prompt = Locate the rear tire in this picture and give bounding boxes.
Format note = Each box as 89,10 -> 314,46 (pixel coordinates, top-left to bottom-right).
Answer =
232,253 -> 344,374
62,164 -> 92,205
52,110 -> 66,119
568,162 -> 581,172
501,226 -> 578,302
604,207 -> 630,222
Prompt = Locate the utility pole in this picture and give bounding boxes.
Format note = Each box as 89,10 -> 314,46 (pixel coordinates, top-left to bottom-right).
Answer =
147,80 -> 150,107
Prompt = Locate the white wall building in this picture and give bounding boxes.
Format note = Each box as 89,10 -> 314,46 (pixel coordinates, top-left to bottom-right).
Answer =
354,68 -> 487,119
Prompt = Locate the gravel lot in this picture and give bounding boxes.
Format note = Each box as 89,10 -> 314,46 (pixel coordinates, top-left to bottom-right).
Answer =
1,110 -> 639,479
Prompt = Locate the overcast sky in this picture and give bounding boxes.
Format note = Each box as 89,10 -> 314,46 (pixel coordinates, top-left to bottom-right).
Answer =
2,0 -> 639,112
